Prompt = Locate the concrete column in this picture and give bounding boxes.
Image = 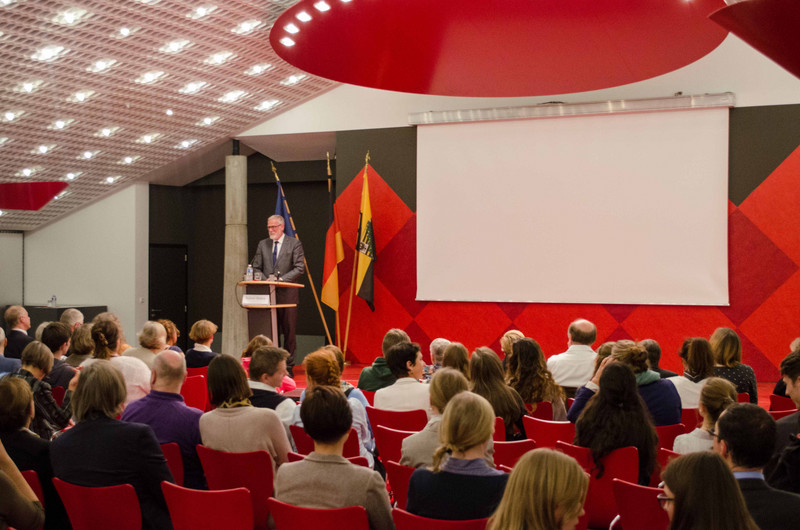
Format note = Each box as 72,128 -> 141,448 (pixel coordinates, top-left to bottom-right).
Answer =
221,154 -> 249,357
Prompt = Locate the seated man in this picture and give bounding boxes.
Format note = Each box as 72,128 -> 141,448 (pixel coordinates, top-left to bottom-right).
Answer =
4,305 -> 33,360
185,320 -> 220,369
374,342 -> 431,417
274,386 -> 393,530
58,308 -> 84,331
546,318 -> 598,398
40,322 -> 76,389
425,337 -> 450,381
640,338 -> 677,378
247,346 -> 296,428
714,403 -> 800,529
357,328 -> 410,392
766,350 -> 800,493
121,350 -> 206,489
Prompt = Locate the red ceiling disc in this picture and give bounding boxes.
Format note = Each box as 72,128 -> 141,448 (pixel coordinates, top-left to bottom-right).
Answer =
0,182 -> 68,211
270,0 -> 728,97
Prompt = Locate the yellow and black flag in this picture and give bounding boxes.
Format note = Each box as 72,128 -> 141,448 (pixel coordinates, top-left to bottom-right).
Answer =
355,166 -> 375,311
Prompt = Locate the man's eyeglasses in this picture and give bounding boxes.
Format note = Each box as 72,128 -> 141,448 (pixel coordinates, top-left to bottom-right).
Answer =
267,225 -> 282,230
656,494 -> 674,510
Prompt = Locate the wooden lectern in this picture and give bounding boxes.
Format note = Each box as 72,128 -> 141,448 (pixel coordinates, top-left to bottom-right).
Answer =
237,280 -> 304,346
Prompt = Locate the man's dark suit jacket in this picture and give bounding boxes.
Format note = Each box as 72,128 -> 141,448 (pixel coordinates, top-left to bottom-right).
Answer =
50,416 -> 174,530
738,477 -> 800,530
251,235 -> 305,303
5,329 -> 33,359
654,366 -> 678,378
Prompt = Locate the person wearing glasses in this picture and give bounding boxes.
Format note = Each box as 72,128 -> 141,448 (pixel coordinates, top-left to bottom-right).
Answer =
251,214 -> 305,377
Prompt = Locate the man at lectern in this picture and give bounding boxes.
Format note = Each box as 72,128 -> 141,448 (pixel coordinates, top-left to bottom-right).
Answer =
252,215 -> 305,376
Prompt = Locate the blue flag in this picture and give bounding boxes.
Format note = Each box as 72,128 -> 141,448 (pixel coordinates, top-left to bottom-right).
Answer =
274,181 -> 295,237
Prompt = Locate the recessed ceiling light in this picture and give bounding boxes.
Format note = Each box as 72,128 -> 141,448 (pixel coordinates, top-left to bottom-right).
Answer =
165,109 -> 173,116
179,81 -> 207,94
2,110 -> 23,122
104,176 -> 119,184
17,167 -> 41,177
135,0 -> 160,5
53,8 -> 92,26
67,90 -> 95,103
204,51 -> 235,65
314,1 -> 331,12
280,37 -> 295,47
245,64 -> 272,76
1,0 -> 17,7
0,137 -> 9,147
197,116 -> 220,126
32,45 -> 68,62
65,172 -> 82,180
280,74 -> 307,86
341,0 -> 352,3
34,144 -> 56,154
0,210 -> 4,217
176,139 -> 199,149
136,70 -> 166,84
137,133 -> 162,144
232,20 -> 263,35
80,150 -> 99,159
255,100 -> 280,111
113,27 -> 138,39
219,90 -> 246,103
94,126 -> 120,137
296,11 -> 312,22
49,119 -> 74,130
54,190 -> 68,201
119,155 -> 141,164
87,59 -> 116,73
188,5 -> 216,19
284,23 -> 300,34
15,80 -> 44,94
160,39 -> 192,53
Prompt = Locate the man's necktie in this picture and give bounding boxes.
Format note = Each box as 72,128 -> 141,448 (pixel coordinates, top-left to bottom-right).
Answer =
272,241 -> 278,266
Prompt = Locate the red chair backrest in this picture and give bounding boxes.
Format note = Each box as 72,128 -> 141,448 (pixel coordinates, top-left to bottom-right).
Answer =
492,439 -> 536,469
287,451 -> 305,462
361,389 -> 376,406
655,424 -> 685,451
160,442 -> 184,487
527,401 -> 553,420
267,497 -> 369,530
392,508 -> 489,530
21,470 -> 44,505
161,481 -> 253,530
180,375 -> 209,411
366,406 -> 428,431
384,460 -> 416,510
612,479 -> 669,530
374,426 -> 416,465
680,408 -> 699,432
186,366 -> 209,378
196,445 -> 274,530
770,394 -> 797,411
51,386 -> 66,407
651,448 -> 681,487
556,442 -> 638,529
53,478 -> 141,530
737,392 -> 750,403
289,425 -> 361,458
770,409 -> 797,420
493,417 -> 505,442
522,416 -> 576,449
567,397 -> 575,410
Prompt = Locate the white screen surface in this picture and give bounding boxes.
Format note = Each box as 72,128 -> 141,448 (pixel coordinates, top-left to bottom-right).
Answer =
416,108 -> 729,305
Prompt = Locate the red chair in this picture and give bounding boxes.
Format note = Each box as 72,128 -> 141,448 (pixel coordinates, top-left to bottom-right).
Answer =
527,401 -> 553,420
289,425 -> 361,458
366,406 -> 428,431
737,392 -> 750,403
161,481 -> 253,530
567,397 -> 575,410
374,426 -> 416,464
770,409 -> 797,420
361,389 -> 376,406
655,424 -> 685,451
21,469 -> 44,505
612,479 -> 669,530
493,417 -> 506,442
267,497 -> 369,530
392,508 -> 489,529
196,446 -> 274,530
770,394 -> 797,411
51,386 -> 66,407
492,439 -> 536,469
385,460 -> 416,509
680,409 -> 700,432
287,451 -> 369,467
287,451 -> 305,462
650,448 -> 681,487
180,375 -> 208,411
186,366 -> 209,378
53,478 -> 141,530
522,416 -> 576,448
160,442 -> 184,487
556,442 -> 638,530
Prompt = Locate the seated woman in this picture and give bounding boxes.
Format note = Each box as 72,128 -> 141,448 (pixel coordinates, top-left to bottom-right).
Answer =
83,318 -> 150,405
157,318 -> 183,354
673,377 -> 736,454
298,345 -> 370,410
488,448 -> 588,530
506,338 -> 567,421
274,386 -> 393,530
50,361 -> 173,530
661,451 -> 758,530
667,338 -> 715,409
568,340 -> 681,426
374,342 -> 431,416
406,392 -> 509,520
199,354 -> 290,470
293,350 -> 374,467
470,347 -> 527,440
185,320 -> 220,369
710,328 -> 758,404
0,377 -> 68,530
122,320 -> 167,370
12,341 -> 76,439
573,361 -> 658,486
0,438 -> 44,530
441,342 -> 470,381
65,323 -> 93,368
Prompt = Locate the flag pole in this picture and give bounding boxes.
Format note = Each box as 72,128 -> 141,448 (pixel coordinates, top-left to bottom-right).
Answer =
327,152 -> 341,349
344,151 -> 369,355
271,162 -> 333,345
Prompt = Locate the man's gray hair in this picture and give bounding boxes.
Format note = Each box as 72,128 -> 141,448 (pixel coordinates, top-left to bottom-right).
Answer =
429,338 -> 451,365
59,308 -> 84,328
267,214 -> 285,226
138,321 -> 167,349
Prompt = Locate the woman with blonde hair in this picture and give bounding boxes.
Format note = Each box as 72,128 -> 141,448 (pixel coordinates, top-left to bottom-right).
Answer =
506,338 -> 567,420
500,330 -> 524,360
406,392 -> 508,520
673,377 -> 736,454
709,327 -> 757,403
488,448 -> 588,530
470,347 -> 527,440
441,342 -> 470,380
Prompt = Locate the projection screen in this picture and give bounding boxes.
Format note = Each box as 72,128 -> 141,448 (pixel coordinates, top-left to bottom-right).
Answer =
416,107 -> 729,305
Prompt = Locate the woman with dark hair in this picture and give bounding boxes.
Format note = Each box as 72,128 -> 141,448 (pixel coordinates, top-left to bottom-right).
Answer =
667,338 -> 715,409
710,327 -> 757,403
506,338 -> 567,420
199,354 -> 290,470
660,451 -> 758,530
470,347 -> 527,440
574,361 -> 658,485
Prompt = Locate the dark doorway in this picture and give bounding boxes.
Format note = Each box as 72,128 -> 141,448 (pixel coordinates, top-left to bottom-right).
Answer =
149,244 -> 189,351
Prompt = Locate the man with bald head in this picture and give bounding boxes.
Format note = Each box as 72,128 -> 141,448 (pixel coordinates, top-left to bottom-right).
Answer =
121,350 -> 206,488
546,318 -> 598,398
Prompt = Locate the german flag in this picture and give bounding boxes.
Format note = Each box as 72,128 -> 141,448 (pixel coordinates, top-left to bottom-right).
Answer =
321,180 -> 344,311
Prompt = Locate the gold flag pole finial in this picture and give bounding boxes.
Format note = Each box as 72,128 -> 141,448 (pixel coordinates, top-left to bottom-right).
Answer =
270,161 -> 280,181
365,151 -> 370,166
326,152 -> 332,177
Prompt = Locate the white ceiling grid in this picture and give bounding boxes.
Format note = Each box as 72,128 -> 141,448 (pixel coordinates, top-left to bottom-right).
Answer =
0,0 -> 337,230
